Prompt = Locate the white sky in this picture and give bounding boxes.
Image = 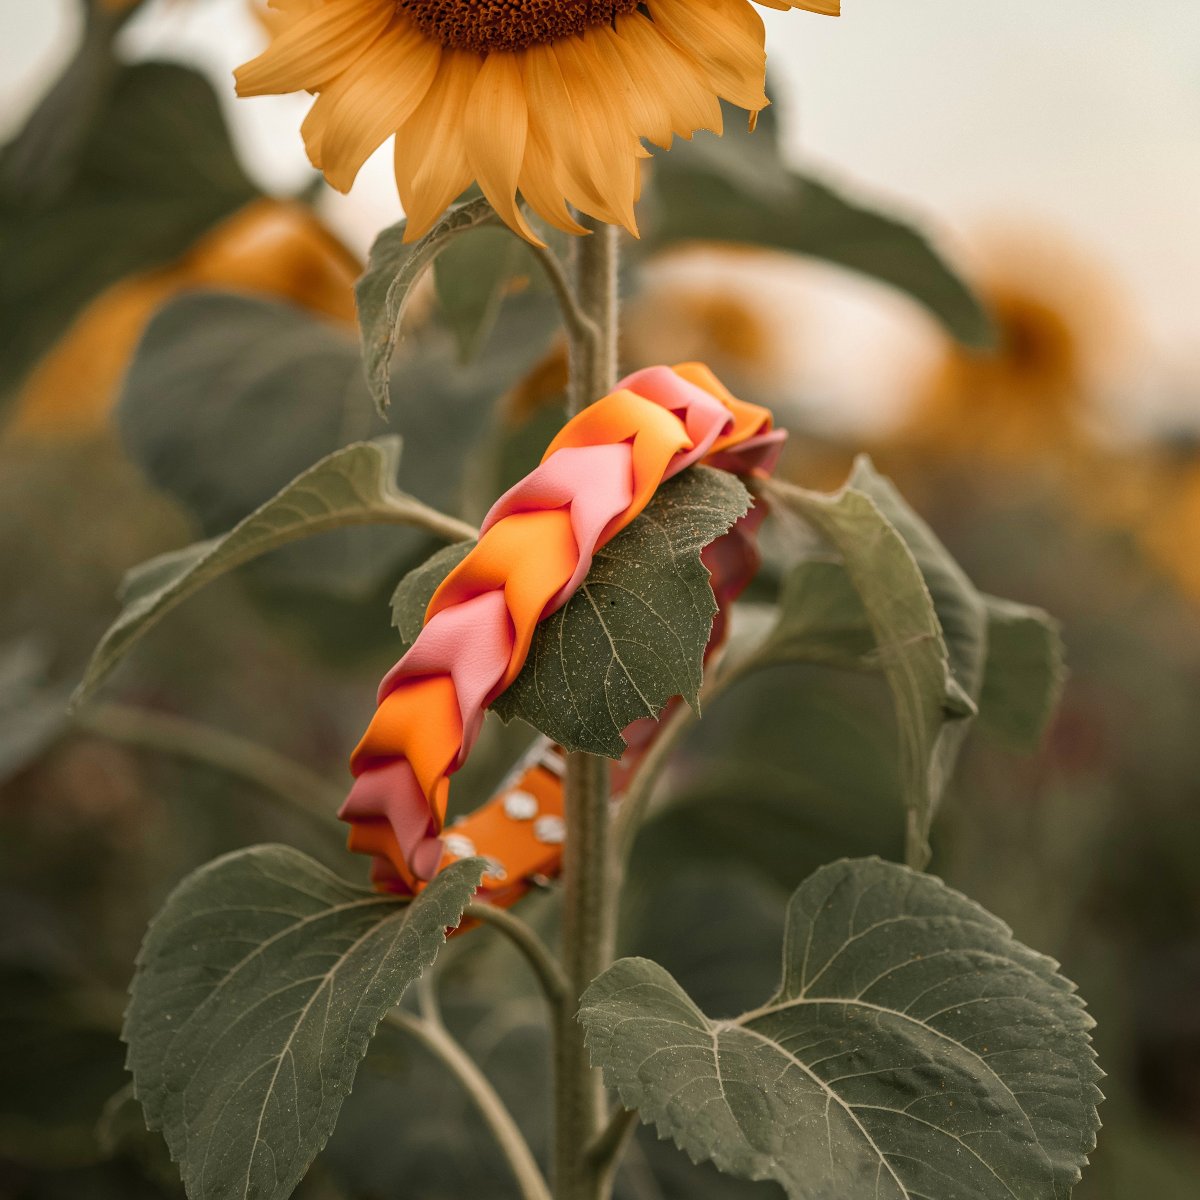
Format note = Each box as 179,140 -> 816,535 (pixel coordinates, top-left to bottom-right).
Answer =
3,0 -> 1198,432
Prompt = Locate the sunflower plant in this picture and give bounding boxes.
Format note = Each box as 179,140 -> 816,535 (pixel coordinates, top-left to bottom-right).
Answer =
25,2 -> 1108,1198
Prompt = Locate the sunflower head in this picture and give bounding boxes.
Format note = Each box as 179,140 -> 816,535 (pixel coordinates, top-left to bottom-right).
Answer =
898,230 -> 1130,466
235,0 -> 838,243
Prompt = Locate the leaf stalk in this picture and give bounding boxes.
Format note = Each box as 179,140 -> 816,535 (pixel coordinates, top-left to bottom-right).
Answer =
76,703 -> 343,834
386,1009 -> 552,1200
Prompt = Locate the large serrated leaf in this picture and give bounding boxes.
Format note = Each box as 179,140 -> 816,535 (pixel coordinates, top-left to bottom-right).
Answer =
581,857 -> 1102,1200
124,845 -> 485,1200
356,197 -> 501,412
762,462 -> 979,865
645,104 -> 994,349
74,438 -> 472,706
389,468 -> 749,756
494,467 -> 749,756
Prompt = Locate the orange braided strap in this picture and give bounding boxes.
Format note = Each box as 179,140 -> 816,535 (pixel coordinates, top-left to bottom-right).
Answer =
342,363 -> 784,900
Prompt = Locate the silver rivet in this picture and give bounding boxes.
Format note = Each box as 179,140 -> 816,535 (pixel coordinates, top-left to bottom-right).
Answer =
504,790 -> 539,821
533,815 -> 566,845
443,833 -> 476,859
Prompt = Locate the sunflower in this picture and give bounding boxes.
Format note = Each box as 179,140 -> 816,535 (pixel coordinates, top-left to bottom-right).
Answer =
896,230 -> 1129,468
235,0 -> 839,244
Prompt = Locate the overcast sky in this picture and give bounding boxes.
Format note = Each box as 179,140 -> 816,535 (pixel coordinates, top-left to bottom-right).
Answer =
4,0 -> 1198,430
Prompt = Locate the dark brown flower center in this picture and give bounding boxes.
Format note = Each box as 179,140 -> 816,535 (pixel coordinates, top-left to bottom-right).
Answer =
397,0 -> 640,54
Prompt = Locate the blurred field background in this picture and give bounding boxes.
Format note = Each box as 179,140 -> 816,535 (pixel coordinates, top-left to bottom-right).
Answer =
2,2 -> 1199,1198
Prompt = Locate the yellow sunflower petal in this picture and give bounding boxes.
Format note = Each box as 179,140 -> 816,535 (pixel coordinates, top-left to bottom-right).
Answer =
518,112 -> 589,236
613,11 -> 723,141
648,0 -> 768,113
782,0 -> 841,13
394,52 -> 479,241
235,0 -> 392,97
303,20 -> 441,192
255,0 -> 324,38
552,37 -> 642,233
464,52 -> 541,244
587,26 -> 674,151
523,44 -> 623,227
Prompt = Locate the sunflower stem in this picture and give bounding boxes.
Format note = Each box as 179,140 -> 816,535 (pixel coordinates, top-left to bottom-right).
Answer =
556,215 -> 621,1200
527,239 -> 601,357
567,218 -> 619,416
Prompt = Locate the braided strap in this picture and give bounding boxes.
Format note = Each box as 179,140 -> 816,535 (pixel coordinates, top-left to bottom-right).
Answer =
342,363 -> 784,900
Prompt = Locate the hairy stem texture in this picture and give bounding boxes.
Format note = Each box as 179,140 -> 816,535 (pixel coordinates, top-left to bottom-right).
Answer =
556,215 -> 622,1200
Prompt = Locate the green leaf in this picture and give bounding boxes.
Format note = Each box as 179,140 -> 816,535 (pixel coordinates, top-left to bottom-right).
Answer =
0,640 -> 67,782
118,295 -> 378,538
645,107 -> 993,349
0,62 -> 257,398
434,225 -> 531,362
744,560 -> 878,672
74,438 -> 473,707
117,290 -> 555,603
391,540 -> 474,641
581,856 -> 1102,1200
389,469 -> 750,756
632,667 -> 905,896
492,467 -> 750,756
846,460 -> 988,705
762,463 -> 978,865
976,596 -> 1066,751
124,845 -> 485,1200
749,463 -> 989,700
356,197 -> 502,413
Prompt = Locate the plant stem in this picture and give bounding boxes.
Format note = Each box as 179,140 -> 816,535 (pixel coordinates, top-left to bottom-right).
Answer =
611,700 -> 697,868
386,1009 -> 552,1200
528,240 -> 602,356
76,703 -> 343,835
557,751 -> 614,1200
567,218 -> 619,416
587,1105 -> 640,1183
465,902 -> 571,1013
611,651 -> 757,872
556,214 -> 621,1200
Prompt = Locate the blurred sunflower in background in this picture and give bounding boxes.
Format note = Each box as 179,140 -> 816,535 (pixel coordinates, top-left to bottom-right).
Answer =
7,200 -> 360,439
235,0 -> 839,242
895,230 -> 1130,469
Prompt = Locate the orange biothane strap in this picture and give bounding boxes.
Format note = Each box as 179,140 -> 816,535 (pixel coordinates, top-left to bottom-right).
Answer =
341,363 -> 784,904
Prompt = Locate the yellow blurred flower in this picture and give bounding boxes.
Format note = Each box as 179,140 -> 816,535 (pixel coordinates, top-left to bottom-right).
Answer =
1100,446 -> 1200,607
234,0 -> 838,244
897,231 -> 1128,466
10,200 -> 361,438
624,246 -> 783,390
